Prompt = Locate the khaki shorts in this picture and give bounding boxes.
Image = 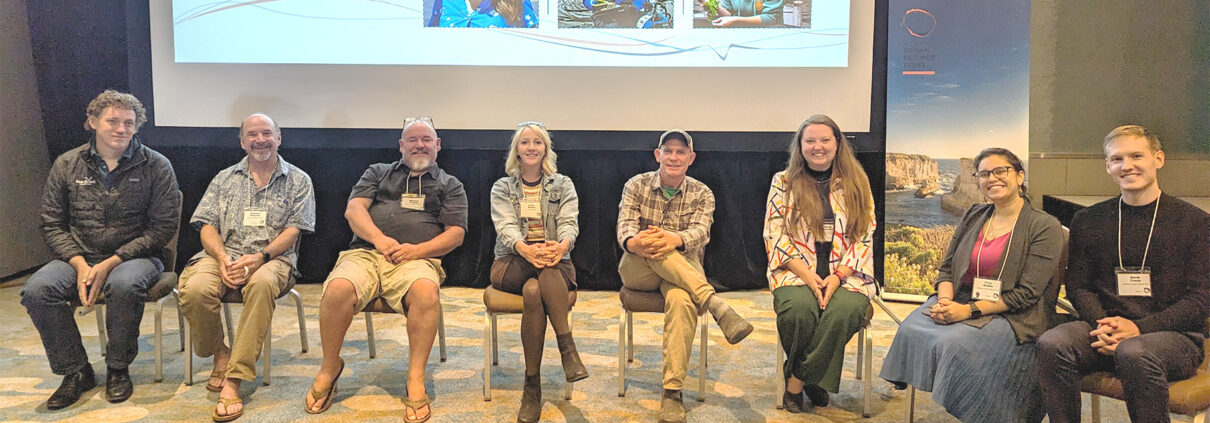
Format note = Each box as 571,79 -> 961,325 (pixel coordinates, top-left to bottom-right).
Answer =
322,248 -> 445,315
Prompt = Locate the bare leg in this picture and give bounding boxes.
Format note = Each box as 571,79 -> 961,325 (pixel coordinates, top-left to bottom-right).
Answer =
404,279 -> 439,421
306,278 -> 357,412
216,378 -> 243,417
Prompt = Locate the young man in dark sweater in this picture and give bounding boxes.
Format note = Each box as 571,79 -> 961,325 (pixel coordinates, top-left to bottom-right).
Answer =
1037,125 -> 1210,423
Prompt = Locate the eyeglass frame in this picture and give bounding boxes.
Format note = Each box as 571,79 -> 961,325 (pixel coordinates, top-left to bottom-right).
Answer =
401,116 -> 435,133
973,165 -> 1018,180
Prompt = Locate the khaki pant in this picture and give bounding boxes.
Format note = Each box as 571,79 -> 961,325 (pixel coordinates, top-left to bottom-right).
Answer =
178,256 -> 292,381
322,248 -> 444,315
618,251 -> 714,390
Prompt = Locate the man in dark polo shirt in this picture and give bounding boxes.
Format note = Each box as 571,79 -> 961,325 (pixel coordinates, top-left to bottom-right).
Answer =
1037,125 -> 1210,423
305,117 -> 467,422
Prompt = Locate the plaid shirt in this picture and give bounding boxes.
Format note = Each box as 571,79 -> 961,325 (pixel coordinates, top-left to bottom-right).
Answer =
616,171 -> 715,263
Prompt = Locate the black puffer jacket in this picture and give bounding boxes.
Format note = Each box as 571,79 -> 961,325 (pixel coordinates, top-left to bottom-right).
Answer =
40,138 -> 181,265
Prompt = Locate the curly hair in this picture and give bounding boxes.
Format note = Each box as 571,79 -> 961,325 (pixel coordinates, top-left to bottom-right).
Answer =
84,89 -> 147,131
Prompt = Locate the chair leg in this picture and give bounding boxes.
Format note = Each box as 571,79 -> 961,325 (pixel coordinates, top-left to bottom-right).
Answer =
627,311 -> 634,363
491,314 -> 499,366
97,304 -> 108,357
438,303 -> 447,362
862,327 -> 873,417
222,303 -> 235,346
855,329 -> 865,380
872,295 -> 904,325
1090,394 -> 1102,423
263,324 -> 272,386
618,306 -> 627,397
184,316 -> 194,386
483,311 -> 493,402
1194,409 -> 1207,423
365,312 -> 376,359
291,289 -> 308,353
907,385 -> 916,423
775,338 -> 785,410
155,297 -> 165,383
174,291 -> 185,351
698,314 -> 707,402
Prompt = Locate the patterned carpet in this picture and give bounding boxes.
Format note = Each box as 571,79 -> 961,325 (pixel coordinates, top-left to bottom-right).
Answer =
0,280 -> 1145,422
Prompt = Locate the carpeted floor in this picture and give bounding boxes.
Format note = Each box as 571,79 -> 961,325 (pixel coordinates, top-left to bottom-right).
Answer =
0,279 -> 1152,422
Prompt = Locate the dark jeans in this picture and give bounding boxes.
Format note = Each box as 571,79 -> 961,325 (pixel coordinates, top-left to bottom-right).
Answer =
1036,320 -> 1202,423
20,258 -> 163,375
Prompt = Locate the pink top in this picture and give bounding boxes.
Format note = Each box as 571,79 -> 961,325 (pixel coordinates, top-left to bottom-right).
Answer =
961,230 -> 1010,286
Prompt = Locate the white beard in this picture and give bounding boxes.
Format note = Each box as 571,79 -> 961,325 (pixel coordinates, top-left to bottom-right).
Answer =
406,155 -> 434,171
249,150 -> 273,163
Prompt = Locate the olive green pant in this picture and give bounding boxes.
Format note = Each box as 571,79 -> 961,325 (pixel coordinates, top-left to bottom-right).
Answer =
179,256 -> 292,381
773,285 -> 869,393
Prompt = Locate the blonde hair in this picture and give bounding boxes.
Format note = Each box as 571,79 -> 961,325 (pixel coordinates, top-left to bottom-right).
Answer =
784,114 -> 874,243
504,123 -> 558,177
84,89 -> 147,130
1103,124 -> 1162,153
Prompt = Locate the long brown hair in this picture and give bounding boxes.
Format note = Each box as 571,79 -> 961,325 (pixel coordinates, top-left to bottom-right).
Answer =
495,0 -> 524,27
784,114 -> 874,243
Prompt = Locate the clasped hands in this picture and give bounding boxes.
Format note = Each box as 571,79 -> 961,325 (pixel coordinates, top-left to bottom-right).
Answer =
803,271 -> 842,311
217,251 -> 269,290
517,240 -> 568,268
927,297 -> 972,325
72,255 -> 121,307
630,226 -> 681,260
1089,316 -> 1140,355
373,237 -> 425,267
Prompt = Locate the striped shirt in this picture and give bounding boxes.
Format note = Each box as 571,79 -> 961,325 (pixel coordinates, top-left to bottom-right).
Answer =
522,182 -> 546,243
616,171 -> 715,263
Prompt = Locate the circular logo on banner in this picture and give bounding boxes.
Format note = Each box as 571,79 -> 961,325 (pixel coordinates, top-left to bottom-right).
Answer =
902,8 -> 937,38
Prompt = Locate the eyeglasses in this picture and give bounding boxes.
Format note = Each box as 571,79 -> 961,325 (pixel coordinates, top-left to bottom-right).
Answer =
973,165 -> 1016,179
402,116 -> 434,128
516,121 -> 546,128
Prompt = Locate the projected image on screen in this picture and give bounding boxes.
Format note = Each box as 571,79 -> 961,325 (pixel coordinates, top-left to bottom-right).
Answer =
172,0 -> 850,67
578,0 -> 673,29
692,0 -> 809,28
427,0 -> 540,28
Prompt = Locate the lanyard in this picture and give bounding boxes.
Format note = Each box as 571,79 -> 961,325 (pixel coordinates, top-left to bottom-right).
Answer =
1117,195 -> 1159,270
405,174 -> 424,196
976,213 -> 1016,281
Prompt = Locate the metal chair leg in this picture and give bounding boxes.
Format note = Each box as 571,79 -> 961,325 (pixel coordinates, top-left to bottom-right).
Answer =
627,311 -> 634,363
154,297 -> 165,382
483,311 -> 493,401
698,314 -> 707,402
291,289 -> 308,353
907,385 -> 916,423
438,302 -> 447,362
97,304 -> 108,357
184,316 -> 194,385
862,327 -> 873,417
1091,394 -> 1102,423
365,312 -> 376,359
855,329 -> 865,380
618,305 -> 627,397
491,313 -> 499,366
174,291 -> 185,351
222,303 -> 235,346
262,324 -> 272,386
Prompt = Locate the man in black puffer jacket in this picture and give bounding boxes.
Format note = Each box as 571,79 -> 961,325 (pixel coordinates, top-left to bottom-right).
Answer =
20,89 -> 181,410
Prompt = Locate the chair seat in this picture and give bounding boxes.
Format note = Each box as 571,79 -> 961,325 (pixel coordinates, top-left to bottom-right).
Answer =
621,286 -> 711,315
87,272 -> 177,306
1081,368 -> 1210,415
483,286 -> 577,313
860,304 -> 874,328
219,276 -> 297,303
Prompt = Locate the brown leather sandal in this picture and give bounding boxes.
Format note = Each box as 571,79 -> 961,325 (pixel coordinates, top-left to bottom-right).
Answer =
211,397 -> 243,422
205,367 -> 226,393
304,358 -> 344,414
404,394 -> 432,423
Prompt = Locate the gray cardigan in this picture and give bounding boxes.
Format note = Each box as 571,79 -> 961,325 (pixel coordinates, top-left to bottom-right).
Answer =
935,200 -> 1063,343
490,173 -> 579,260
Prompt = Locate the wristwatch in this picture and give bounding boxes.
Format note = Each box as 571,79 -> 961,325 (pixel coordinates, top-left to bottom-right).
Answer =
259,250 -> 271,263
969,303 -> 983,319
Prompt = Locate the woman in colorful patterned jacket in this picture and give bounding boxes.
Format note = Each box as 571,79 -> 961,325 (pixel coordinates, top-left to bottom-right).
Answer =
763,114 -> 877,413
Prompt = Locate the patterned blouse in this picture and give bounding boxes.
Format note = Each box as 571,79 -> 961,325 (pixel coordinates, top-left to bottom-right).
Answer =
762,170 -> 877,296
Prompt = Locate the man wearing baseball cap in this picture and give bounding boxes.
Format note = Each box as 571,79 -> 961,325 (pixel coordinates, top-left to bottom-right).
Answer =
616,129 -> 753,423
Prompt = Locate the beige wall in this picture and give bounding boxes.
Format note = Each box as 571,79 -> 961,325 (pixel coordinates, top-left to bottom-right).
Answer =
1028,0 -> 1210,202
0,0 -> 52,277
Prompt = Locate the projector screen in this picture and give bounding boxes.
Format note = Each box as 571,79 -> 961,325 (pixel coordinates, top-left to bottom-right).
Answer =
152,0 -> 873,132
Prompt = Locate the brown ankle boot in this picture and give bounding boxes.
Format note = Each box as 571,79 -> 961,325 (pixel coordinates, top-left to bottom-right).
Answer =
556,333 -> 589,382
516,374 -> 541,423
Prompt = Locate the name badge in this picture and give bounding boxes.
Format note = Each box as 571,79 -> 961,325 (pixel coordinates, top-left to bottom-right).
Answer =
401,194 -> 426,210
243,208 -> 268,227
972,277 -> 1002,302
1116,267 -> 1152,297
519,198 -> 541,219
822,218 -> 835,235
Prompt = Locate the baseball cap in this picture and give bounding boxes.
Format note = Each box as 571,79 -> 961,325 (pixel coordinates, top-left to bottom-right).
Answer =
658,129 -> 694,152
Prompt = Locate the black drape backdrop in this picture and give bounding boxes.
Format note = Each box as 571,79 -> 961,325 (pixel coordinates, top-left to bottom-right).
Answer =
23,0 -> 888,291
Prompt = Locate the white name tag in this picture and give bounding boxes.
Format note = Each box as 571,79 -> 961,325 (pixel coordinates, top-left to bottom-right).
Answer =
519,198 -> 541,219
1116,268 -> 1152,297
243,208 -> 268,227
822,218 -> 835,235
401,194 -> 426,210
972,277 -> 1002,302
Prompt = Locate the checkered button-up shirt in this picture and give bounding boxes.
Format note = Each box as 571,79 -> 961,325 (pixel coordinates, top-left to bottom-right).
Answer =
616,171 -> 715,263
189,156 -> 316,266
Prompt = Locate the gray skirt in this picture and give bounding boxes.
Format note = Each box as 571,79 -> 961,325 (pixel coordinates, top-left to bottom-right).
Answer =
879,297 -> 1043,423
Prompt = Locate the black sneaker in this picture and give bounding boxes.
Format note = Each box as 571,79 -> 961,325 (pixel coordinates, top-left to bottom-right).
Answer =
47,366 -> 96,410
803,384 -> 830,407
105,367 -> 133,403
782,389 -> 805,413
